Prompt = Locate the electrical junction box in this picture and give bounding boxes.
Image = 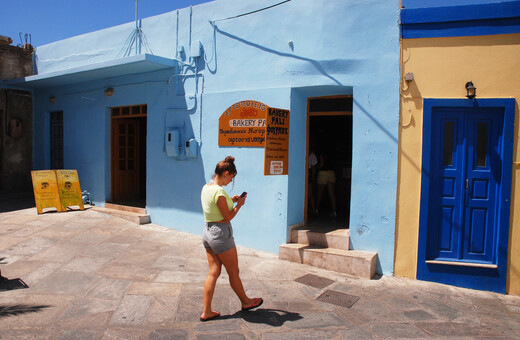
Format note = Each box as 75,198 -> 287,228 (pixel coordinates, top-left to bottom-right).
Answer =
190,40 -> 202,58
185,138 -> 199,158
165,129 -> 180,157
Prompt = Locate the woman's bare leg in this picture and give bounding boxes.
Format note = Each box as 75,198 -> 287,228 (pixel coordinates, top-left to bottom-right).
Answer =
217,246 -> 256,308
202,249 -> 222,319
316,183 -> 326,212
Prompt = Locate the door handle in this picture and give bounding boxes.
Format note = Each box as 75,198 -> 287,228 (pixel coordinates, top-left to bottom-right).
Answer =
465,179 -> 469,206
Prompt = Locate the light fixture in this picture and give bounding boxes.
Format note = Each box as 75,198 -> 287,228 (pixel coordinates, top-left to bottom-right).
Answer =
49,96 -> 55,103
104,88 -> 114,96
465,81 -> 476,99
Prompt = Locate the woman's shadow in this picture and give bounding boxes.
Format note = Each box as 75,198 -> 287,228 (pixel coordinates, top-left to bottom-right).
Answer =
220,308 -> 302,326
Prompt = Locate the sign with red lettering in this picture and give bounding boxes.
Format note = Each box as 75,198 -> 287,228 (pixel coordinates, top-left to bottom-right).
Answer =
264,107 -> 290,175
218,100 -> 267,147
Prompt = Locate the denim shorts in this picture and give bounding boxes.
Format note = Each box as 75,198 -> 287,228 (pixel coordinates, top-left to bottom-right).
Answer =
202,222 -> 235,254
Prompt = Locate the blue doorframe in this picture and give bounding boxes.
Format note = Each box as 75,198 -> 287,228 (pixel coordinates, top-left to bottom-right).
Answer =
418,98 -> 515,293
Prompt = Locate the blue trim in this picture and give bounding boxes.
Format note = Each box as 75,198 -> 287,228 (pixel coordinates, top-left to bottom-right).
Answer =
403,0 -> 519,9
401,1 -> 520,38
418,98 -> 515,293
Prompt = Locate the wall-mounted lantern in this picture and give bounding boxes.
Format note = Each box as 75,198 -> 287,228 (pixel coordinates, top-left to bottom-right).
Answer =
104,88 -> 114,96
465,81 -> 476,99
49,96 -> 55,103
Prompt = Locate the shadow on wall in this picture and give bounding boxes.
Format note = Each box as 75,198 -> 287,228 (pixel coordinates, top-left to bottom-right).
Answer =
213,25 -> 360,86
147,95 -> 207,213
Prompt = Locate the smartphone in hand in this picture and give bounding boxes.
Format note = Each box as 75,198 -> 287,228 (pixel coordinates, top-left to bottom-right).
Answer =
240,191 -> 247,198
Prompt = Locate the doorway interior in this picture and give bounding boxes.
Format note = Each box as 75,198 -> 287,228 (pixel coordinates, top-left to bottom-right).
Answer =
306,96 -> 352,231
110,104 -> 147,208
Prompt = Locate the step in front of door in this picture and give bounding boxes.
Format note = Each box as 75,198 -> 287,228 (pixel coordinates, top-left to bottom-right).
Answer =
92,206 -> 150,225
279,243 -> 377,279
290,228 -> 349,251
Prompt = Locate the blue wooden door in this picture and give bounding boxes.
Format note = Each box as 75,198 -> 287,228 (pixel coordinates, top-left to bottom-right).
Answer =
427,107 -> 502,265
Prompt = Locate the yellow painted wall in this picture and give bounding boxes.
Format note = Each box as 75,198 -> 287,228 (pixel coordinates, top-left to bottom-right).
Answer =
396,33 -> 520,295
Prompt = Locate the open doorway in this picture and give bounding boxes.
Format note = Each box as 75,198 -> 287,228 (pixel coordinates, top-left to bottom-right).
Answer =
306,96 -> 352,230
110,104 -> 147,208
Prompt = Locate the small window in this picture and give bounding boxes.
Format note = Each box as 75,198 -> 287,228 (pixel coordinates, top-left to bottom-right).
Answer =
111,104 -> 147,118
111,107 -> 120,117
476,123 -> 488,167
443,121 -> 455,167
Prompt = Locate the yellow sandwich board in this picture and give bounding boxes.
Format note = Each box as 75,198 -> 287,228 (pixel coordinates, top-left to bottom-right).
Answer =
31,170 -> 63,214
56,170 -> 84,211
31,169 -> 84,214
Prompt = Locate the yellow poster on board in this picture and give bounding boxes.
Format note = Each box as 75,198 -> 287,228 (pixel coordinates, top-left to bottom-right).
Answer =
31,170 -> 63,214
56,170 -> 84,211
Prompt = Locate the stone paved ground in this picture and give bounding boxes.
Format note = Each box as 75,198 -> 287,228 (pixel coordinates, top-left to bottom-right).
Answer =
0,201 -> 519,339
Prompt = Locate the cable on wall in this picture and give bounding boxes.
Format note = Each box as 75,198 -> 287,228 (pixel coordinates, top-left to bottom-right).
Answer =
210,0 -> 292,23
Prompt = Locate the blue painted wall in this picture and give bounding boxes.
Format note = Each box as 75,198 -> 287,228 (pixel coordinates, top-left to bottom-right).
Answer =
30,0 -> 400,273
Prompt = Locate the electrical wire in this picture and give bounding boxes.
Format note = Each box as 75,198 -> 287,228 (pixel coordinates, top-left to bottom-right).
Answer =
210,0 -> 292,23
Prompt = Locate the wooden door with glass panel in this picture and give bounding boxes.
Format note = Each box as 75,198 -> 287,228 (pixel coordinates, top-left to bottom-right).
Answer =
111,105 -> 146,202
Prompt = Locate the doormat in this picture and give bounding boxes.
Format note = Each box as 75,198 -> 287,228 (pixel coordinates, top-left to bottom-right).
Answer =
294,274 -> 335,289
316,289 -> 360,308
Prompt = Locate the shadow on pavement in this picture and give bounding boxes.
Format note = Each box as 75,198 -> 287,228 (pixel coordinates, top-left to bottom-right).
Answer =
0,191 -> 34,213
220,308 -> 302,326
0,274 -> 29,292
0,304 -> 51,317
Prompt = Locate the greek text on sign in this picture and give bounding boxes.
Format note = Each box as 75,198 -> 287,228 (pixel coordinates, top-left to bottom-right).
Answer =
219,100 -> 268,147
270,161 -> 284,175
264,107 -> 290,175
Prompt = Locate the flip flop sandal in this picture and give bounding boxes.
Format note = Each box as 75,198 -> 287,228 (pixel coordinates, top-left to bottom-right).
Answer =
200,311 -> 220,322
242,298 -> 263,311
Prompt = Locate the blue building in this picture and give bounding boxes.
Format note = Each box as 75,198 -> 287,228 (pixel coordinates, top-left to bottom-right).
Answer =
5,0 -> 400,275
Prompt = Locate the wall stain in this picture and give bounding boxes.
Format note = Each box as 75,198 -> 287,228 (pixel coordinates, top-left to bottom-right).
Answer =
356,216 -> 370,235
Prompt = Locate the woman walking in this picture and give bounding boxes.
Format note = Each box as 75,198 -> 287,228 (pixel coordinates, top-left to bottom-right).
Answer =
200,156 -> 263,321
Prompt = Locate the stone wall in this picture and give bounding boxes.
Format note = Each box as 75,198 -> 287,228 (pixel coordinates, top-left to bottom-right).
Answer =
0,37 -> 34,192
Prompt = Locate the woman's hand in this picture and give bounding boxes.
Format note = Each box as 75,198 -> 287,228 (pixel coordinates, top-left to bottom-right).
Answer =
216,194 -> 246,222
236,194 -> 247,207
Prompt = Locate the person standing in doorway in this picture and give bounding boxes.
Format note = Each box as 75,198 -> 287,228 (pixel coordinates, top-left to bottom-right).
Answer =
308,141 -> 318,216
316,148 -> 337,218
200,156 -> 263,321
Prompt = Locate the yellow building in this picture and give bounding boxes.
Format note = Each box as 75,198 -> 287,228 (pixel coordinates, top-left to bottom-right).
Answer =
396,0 -> 520,294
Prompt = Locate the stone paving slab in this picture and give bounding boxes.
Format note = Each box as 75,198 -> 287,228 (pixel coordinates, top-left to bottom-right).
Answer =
0,204 -> 519,339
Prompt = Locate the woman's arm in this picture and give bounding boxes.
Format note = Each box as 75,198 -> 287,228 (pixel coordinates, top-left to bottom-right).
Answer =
216,195 -> 245,222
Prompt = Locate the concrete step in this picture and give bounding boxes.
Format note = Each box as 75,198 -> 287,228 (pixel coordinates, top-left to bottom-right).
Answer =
279,243 -> 377,279
92,206 -> 150,224
104,202 -> 146,214
290,228 -> 349,250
